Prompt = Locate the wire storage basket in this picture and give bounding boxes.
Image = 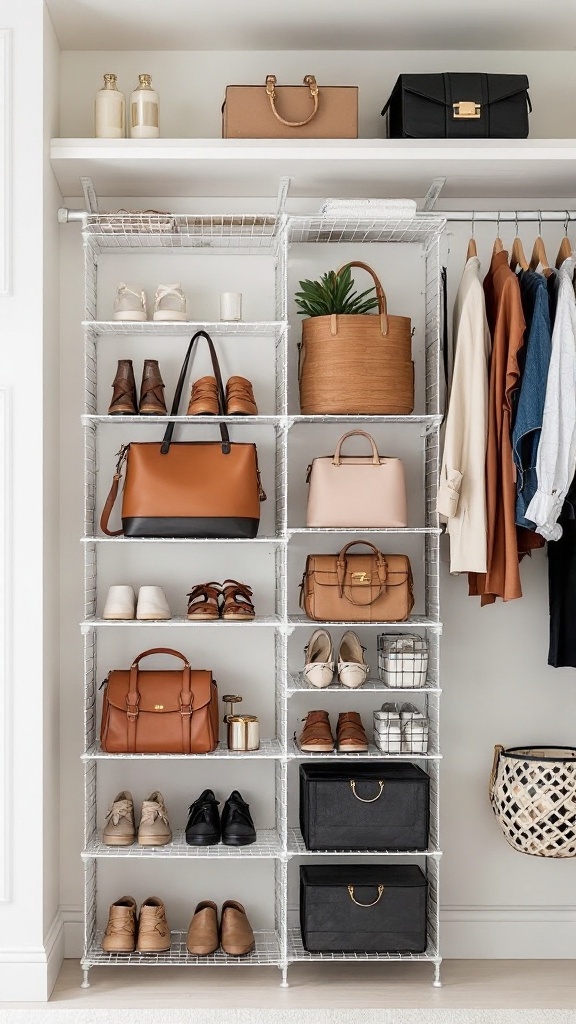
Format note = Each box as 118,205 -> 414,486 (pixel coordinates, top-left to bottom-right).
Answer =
373,702 -> 429,754
378,634 -> 429,688
490,745 -> 576,858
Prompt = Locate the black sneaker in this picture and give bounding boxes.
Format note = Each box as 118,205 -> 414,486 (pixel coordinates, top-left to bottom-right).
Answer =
221,790 -> 257,847
185,789 -> 220,846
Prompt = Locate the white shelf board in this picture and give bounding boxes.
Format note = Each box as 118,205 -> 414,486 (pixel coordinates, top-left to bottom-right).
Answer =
51,138 -> 576,199
83,829 -> 282,859
289,741 -> 441,760
82,536 -> 283,544
82,615 -> 280,627
82,415 -> 281,425
83,739 -> 283,760
287,829 -> 440,858
287,673 -> 441,694
289,614 -> 441,629
83,320 -> 287,336
83,930 -> 280,968
287,928 -> 438,963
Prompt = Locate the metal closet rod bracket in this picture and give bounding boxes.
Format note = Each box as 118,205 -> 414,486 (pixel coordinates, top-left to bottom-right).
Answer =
58,208 -> 88,224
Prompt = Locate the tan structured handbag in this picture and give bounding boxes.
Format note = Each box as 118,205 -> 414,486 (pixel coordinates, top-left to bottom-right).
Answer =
306,430 -> 408,528
100,648 -> 219,754
222,75 -> 358,139
298,262 -> 414,415
300,541 -> 414,623
100,331 -> 266,539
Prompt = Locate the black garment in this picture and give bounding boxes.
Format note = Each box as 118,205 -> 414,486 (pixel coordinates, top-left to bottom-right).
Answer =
548,473 -> 576,667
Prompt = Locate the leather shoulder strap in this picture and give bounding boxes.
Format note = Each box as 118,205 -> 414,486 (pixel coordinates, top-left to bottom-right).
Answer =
161,330 -> 230,455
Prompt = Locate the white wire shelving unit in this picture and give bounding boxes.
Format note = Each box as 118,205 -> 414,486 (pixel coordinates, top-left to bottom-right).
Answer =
78,210 -> 444,989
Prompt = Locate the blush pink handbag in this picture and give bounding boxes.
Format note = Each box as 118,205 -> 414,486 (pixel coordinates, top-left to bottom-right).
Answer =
306,430 -> 408,528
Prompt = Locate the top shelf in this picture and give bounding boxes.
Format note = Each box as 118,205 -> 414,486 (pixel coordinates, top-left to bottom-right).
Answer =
51,139 -> 576,200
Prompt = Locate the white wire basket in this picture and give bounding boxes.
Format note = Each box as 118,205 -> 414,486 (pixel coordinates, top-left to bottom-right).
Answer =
378,634 -> 429,688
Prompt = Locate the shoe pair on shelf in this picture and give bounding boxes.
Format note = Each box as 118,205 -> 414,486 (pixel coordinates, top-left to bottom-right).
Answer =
103,791 -> 172,847
185,789 -> 257,847
114,282 -> 187,322
187,375 -> 257,416
108,359 -> 166,416
103,896 -> 171,953
103,585 -> 171,620
304,629 -> 370,689
298,710 -> 369,753
187,581 -> 255,621
187,899 -> 255,956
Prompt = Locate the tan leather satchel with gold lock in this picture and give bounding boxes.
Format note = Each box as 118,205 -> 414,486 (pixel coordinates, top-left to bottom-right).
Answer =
100,648 -> 219,754
300,541 -> 414,623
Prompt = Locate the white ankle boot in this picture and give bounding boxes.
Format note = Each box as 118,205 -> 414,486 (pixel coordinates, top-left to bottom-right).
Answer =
136,586 -> 172,620
102,585 -> 136,620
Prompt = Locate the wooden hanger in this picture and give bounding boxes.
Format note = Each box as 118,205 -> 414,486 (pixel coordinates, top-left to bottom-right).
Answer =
466,211 -> 477,259
510,215 -> 528,271
556,214 -> 573,269
529,212 -> 552,276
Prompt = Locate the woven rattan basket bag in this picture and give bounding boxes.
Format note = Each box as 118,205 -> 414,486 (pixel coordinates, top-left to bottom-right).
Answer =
490,745 -> 576,858
298,261 -> 414,415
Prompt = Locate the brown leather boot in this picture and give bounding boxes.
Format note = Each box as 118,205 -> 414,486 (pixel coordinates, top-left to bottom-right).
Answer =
186,900 -> 219,955
336,711 -> 369,752
298,710 -> 334,752
220,900 -> 255,956
226,376 -> 258,416
187,375 -> 219,415
108,360 -> 137,416
139,360 -> 167,416
102,896 -> 137,952
135,896 -> 171,953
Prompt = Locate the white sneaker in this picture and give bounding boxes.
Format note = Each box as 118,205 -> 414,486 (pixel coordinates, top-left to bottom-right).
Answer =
103,585 -> 136,620
113,283 -> 147,321
303,629 -> 335,688
136,586 -> 172,620
153,283 -> 187,322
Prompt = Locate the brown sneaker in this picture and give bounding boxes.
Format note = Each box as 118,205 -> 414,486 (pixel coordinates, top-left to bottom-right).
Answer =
186,900 -> 219,955
103,791 -> 136,846
102,896 -> 137,953
139,360 -> 167,416
108,359 -> 137,416
136,896 -> 171,953
137,791 -> 172,847
226,376 -> 258,416
336,711 -> 369,752
187,375 -> 219,415
220,900 -> 255,956
298,709 -> 335,752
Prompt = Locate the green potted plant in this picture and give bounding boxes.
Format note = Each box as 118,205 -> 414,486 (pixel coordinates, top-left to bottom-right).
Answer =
295,265 -> 379,318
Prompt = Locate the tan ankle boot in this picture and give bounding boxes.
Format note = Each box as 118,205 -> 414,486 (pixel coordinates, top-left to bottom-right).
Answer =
102,896 -> 137,953
226,376 -> 258,415
187,375 -> 219,415
136,896 -> 171,953
108,360 -> 137,416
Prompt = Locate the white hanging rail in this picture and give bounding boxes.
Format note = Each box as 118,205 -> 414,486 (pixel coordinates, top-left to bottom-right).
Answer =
436,210 -> 575,223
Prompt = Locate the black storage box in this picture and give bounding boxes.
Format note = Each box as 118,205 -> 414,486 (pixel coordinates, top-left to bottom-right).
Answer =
300,864 -> 428,953
382,73 -> 530,139
299,761 -> 429,851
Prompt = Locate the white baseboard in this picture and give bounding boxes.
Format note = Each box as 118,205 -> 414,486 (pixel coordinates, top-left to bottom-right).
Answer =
0,907 -> 64,1001
441,906 -> 576,958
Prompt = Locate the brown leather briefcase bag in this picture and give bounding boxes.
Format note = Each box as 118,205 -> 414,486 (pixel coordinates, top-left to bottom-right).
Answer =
300,541 -> 414,623
100,647 -> 219,754
222,75 -> 358,139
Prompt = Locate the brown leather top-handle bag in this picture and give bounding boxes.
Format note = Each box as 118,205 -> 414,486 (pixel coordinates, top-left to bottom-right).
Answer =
222,75 -> 358,139
100,331 -> 266,539
100,647 -> 219,754
300,541 -> 414,623
298,262 -> 414,415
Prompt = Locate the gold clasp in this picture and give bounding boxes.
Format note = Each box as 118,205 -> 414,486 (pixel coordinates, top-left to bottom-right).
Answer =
453,101 -> 481,119
351,572 -> 370,585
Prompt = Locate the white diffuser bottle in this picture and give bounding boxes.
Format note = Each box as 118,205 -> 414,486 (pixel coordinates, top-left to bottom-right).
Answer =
94,73 -> 126,138
129,74 -> 160,138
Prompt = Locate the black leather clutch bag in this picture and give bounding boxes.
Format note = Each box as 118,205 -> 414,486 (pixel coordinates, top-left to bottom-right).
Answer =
382,73 -> 531,139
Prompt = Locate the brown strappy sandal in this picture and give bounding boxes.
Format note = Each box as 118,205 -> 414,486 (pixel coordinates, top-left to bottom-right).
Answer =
298,710 -> 335,753
221,580 -> 256,621
336,711 -> 369,752
186,582 -> 221,621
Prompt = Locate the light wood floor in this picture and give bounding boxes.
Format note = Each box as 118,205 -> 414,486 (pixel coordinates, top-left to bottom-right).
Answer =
1,959 -> 575,1009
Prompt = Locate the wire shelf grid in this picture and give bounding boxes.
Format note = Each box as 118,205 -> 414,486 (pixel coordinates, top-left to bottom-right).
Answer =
287,928 -> 438,963
83,319 -> 288,338
286,214 -> 446,248
289,740 -> 441,760
83,214 -> 280,254
83,738 -> 284,761
83,930 -> 281,969
287,828 -> 441,858
81,615 -> 282,629
287,673 -> 441,694
83,829 -> 282,859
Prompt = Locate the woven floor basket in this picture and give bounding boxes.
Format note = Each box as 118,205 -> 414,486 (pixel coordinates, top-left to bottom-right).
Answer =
490,745 -> 576,858
298,261 -> 414,415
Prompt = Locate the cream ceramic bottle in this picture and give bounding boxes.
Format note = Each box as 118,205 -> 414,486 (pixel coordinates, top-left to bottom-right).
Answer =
94,73 -> 125,138
129,74 -> 160,138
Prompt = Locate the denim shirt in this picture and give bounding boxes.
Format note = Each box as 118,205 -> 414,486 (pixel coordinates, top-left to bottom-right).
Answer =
512,270 -> 553,528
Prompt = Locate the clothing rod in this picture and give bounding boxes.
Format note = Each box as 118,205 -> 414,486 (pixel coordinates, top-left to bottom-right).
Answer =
436,210 -> 576,223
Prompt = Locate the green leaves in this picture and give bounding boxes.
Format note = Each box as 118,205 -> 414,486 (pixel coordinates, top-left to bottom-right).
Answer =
295,265 -> 379,318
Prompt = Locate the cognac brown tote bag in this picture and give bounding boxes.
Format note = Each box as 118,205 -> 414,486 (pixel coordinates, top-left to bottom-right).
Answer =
100,331 -> 266,539
298,262 -> 414,415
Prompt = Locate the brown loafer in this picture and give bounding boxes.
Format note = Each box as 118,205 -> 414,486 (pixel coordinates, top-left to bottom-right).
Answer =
226,376 -> 258,416
102,895 -> 137,953
136,896 -> 171,953
187,375 -> 219,415
298,709 -> 335,752
108,359 -> 137,416
336,711 -> 369,752
186,900 -> 219,955
220,900 -> 255,956
139,360 -> 167,416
